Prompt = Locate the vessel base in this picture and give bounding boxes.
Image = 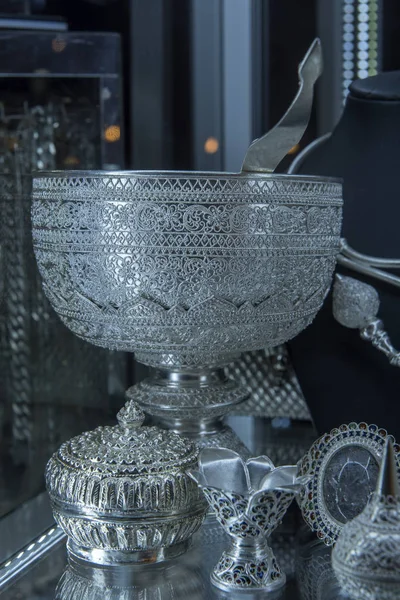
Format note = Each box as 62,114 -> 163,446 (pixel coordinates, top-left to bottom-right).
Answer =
67,538 -> 191,567
211,540 -> 286,593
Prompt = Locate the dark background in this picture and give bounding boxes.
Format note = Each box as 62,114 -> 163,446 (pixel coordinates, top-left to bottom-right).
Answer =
18,0 -> 400,170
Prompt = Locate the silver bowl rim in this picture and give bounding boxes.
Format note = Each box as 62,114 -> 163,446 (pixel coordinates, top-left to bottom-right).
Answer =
31,169 -> 342,184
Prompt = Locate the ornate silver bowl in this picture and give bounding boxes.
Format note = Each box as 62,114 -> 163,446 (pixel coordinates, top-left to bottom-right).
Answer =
32,171 -> 341,360
32,171 -> 342,446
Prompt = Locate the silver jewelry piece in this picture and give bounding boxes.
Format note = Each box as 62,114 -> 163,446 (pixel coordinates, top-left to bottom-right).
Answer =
46,401 -> 207,565
333,274 -> 400,367
188,448 -> 308,593
332,438 -> 400,600
297,422 -> 400,545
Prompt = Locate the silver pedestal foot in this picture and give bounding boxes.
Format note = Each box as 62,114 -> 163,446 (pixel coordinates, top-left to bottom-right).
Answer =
211,540 -> 285,593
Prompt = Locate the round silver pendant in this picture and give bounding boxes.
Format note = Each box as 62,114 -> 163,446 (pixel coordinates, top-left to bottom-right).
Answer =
297,422 -> 400,545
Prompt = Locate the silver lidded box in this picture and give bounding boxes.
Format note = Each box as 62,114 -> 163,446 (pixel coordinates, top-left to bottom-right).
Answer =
46,402 -> 207,565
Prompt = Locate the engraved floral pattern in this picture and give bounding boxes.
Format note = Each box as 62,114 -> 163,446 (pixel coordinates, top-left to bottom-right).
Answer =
212,549 -> 282,590
332,494 -> 400,600
45,403 -> 207,556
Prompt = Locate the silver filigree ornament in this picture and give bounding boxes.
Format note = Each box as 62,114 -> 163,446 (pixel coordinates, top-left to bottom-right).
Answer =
332,438 -> 400,600
333,274 -> 400,367
188,448 -> 308,593
31,171 -> 342,451
45,402 -> 207,565
297,422 -> 400,546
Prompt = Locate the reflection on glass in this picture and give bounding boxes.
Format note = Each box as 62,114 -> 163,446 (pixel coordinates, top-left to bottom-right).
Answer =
55,559 -> 205,600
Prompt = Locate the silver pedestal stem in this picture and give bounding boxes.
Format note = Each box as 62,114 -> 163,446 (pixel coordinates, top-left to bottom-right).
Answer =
127,361 -> 251,455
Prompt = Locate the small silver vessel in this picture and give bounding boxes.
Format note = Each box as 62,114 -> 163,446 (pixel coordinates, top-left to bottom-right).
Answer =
46,402 -> 207,565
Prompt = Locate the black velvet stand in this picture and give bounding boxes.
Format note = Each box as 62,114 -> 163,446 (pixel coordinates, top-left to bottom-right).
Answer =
289,72 -> 400,439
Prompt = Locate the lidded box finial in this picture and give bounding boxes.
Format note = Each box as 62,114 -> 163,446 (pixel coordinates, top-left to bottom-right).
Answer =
116,401 -> 145,433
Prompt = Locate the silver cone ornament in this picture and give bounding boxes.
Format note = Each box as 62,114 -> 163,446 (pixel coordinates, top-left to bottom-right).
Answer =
332,438 -> 400,600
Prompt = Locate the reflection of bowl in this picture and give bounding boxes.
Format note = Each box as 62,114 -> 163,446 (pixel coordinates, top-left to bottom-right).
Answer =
56,558 -> 205,600
32,171 -> 342,365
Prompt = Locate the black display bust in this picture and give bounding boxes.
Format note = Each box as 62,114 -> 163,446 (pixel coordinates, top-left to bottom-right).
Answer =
289,72 -> 400,438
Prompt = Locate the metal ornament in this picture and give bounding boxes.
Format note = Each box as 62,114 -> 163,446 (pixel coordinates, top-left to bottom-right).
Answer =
333,274 -> 400,367
45,402 -> 207,566
297,422 -> 400,545
188,448 -> 307,593
332,439 -> 400,600
31,40 -> 343,566
31,38 -> 341,454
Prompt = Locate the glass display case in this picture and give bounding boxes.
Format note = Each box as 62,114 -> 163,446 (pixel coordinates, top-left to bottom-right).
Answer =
0,29 -> 126,518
